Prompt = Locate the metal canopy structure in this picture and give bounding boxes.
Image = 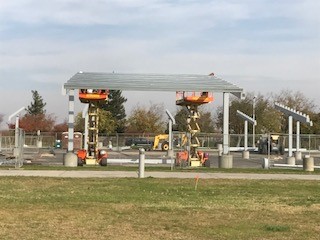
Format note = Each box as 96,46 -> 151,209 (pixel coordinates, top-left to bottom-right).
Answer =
64,72 -> 244,94
64,72 -> 245,163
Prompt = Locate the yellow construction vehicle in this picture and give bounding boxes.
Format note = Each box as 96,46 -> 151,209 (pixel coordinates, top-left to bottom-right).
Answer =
152,133 -> 188,151
152,134 -> 170,151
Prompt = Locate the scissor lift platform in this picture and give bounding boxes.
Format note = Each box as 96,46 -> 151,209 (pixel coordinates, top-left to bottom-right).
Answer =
176,91 -> 213,167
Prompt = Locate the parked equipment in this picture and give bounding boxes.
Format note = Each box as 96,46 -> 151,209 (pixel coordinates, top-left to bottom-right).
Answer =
175,91 -> 213,167
257,134 -> 285,155
77,89 -> 109,166
125,137 -> 153,151
153,134 -> 170,151
152,133 -> 188,151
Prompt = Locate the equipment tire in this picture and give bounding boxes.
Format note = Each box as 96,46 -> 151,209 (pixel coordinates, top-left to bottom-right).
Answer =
204,159 -> 210,167
161,142 -> 169,151
77,157 -> 84,166
100,157 -> 108,166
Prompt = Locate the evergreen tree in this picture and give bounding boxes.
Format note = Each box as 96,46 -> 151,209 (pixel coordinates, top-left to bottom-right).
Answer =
102,90 -> 127,133
27,90 -> 46,115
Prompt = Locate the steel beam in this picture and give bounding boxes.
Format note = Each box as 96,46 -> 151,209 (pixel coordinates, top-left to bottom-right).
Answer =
236,110 -> 257,151
274,102 -> 313,158
274,103 -> 312,125
236,110 -> 257,125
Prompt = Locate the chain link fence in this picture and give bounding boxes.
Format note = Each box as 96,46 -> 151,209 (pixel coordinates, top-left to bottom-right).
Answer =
228,133 -> 320,152
1,131 -> 319,167
0,129 -> 25,167
0,129 -> 320,151
20,131 -> 319,152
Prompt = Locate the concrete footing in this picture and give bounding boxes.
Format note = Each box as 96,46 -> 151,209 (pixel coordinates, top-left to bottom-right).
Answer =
287,156 -> 296,165
295,151 -> 302,161
63,152 -> 78,167
219,154 -> 233,168
242,150 -> 250,160
262,158 -> 269,169
303,156 -> 314,172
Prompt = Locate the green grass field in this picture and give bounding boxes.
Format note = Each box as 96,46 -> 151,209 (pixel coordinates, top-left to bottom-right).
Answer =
0,177 -> 319,239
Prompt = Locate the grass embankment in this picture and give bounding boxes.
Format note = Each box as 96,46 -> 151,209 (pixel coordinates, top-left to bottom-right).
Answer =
0,177 -> 319,239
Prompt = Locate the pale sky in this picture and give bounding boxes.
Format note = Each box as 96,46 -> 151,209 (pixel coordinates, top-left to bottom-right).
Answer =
0,0 -> 319,128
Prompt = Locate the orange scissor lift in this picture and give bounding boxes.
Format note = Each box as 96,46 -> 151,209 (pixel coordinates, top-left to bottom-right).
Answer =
176,91 -> 214,167
77,89 -> 109,166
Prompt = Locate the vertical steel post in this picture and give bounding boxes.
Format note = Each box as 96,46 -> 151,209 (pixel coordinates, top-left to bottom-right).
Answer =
252,96 -> 256,148
288,115 -> 293,157
82,104 -> 89,151
244,120 -> 248,151
223,92 -> 230,155
14,116 -> 19,149
68,89 -> 75,152
168,120 -> 172,150
296,121 -> 300,152
84,113 -> 88,151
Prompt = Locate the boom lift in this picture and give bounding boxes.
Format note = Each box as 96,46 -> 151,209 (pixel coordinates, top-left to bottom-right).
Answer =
77,89 -> 108,166
175,91 -> 213,167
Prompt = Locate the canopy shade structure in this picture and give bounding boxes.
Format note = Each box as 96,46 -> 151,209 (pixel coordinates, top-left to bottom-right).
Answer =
63,71 -> 245,165
64,72 -> 244,95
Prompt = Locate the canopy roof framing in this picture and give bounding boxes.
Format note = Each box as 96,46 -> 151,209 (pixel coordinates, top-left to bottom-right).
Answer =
64,72 -> 244,94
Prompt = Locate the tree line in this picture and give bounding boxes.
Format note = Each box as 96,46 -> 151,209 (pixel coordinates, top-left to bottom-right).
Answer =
3,89 -> 320,135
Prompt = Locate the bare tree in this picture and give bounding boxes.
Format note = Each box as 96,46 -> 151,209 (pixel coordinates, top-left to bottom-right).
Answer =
215,92 -> 281,134
126,103 -> 166,134
215,90 -> 319,135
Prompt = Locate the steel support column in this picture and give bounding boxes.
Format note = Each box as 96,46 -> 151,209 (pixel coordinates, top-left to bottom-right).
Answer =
296,121 -> 300,152
288,115 -> 293,157
68,89 -> 75,152
223,92 -> 229,155
82,104 -> 89,151
244,120 -> 248,151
